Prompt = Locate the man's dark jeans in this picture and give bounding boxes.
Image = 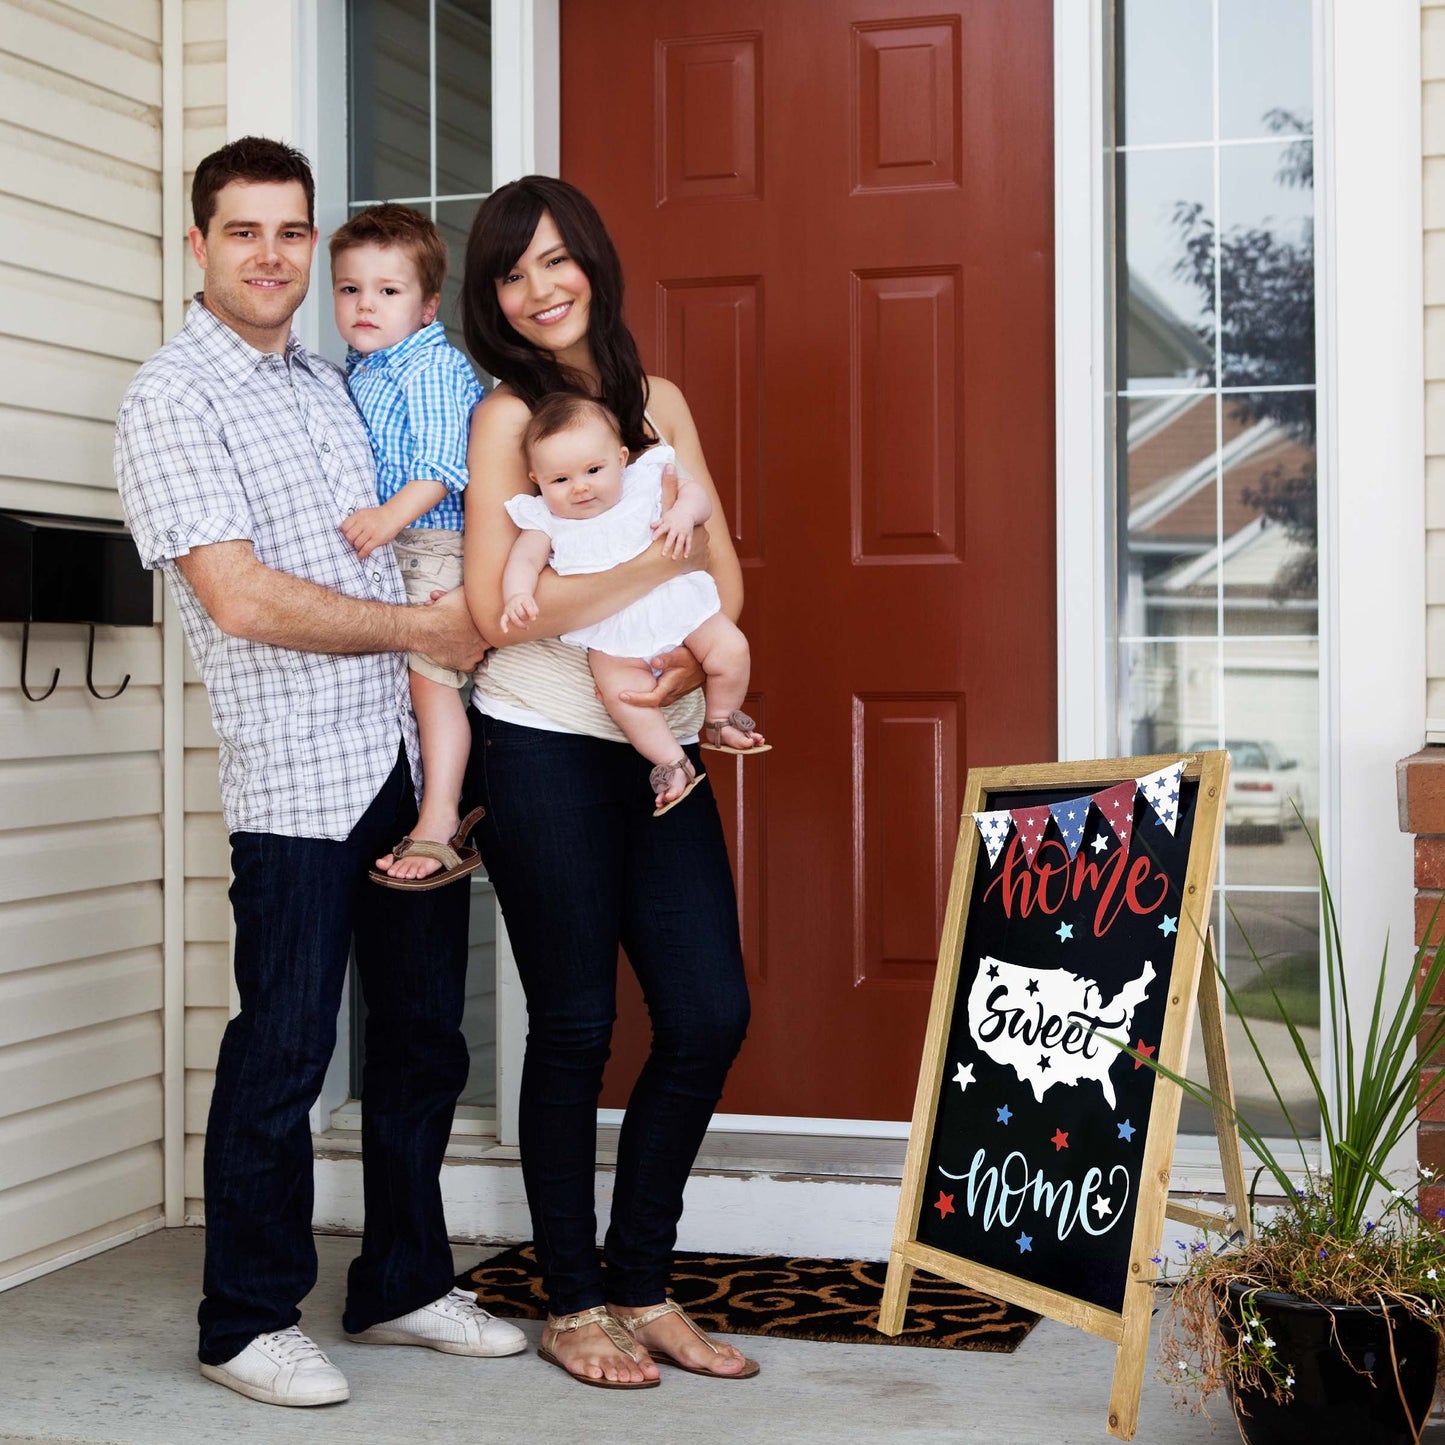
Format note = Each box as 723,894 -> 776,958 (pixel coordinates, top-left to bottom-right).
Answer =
197,751 -> 471,1365
467,711 -> 750,1316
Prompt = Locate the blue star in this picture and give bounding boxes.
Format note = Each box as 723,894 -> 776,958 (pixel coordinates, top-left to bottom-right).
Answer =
1016,1233 -> 1033,1253
1159,915 -> 1178,937
1117,1119 -> 1136,1141
1057,922 -> 1074,942
996,1105 -> 1012,1125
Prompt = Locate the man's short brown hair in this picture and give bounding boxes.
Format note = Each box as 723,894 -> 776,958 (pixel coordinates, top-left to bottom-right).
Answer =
522,393 -> 621,459
328,205 -> 449,298
192,136 -> 315,235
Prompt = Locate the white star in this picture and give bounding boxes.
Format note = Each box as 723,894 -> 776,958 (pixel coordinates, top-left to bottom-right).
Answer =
1091,835 -> 1109,854
1092,1195 -> 1113,1218
953,1061 -> 975,1093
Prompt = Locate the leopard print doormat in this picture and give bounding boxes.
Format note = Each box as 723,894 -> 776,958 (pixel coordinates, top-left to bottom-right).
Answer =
456,1245 -> 1039,1352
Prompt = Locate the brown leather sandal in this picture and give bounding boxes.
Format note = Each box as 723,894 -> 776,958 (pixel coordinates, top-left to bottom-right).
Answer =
538,1305 -> 660,1389
700,710 -> 772,755
610,1299 -> 760,1379
650,757 -> 706,816
368,806 -> 485,891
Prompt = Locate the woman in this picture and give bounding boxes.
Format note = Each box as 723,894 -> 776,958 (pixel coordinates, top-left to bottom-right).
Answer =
459,176 -> 756,1388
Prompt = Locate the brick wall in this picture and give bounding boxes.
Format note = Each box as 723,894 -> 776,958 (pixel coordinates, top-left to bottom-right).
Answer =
1401,747 -> 1445,1213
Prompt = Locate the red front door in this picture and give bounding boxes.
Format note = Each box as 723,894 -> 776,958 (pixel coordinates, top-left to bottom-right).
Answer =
562,0 -> 1057,1120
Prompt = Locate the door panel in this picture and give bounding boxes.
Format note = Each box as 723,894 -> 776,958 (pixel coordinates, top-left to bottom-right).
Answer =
561,0 -> 1056,1120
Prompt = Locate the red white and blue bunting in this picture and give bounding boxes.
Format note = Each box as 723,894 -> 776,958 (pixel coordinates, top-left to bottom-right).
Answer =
968,759 -> 1187,866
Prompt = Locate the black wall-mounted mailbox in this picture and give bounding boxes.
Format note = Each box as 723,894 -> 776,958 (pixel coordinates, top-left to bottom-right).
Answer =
0,510 -> 153,627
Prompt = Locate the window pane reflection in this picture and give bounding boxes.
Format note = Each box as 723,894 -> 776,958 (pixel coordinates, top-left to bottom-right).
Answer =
1118,639 -> 1221,757
1117,0 -> 1212,147
1119,147 -> 1214,391
1219,140 -> 1314,389
436,0 -> 492,196
349,0 -> 431,201
1221,888 -> 1321,1139
1220,391 -> 1316,627
1120,393 -> 1218,633
1219,0 -> 1313,141
1221,639 -> 1318,844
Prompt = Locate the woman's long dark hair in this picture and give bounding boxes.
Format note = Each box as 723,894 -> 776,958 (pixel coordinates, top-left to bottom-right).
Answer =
461,176 -> 653,455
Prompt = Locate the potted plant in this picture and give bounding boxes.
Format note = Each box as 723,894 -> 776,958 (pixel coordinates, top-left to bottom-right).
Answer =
1140,825 -> 1445,1445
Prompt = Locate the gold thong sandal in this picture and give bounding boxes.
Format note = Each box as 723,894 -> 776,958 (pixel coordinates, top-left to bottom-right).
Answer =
538,1305 -> 660,1390
700,710 -> 772,756
368,806 -> 485,891
611,1300 -> 760,1380
651,757 -> 707,817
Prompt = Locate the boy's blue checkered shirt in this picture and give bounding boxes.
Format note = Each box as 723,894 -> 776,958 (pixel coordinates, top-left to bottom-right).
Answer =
345,321 -> 484,531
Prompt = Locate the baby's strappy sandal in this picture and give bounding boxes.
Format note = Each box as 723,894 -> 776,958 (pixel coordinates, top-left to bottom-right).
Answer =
537,1305 -> 660,1390
610,1300 -> 760,1380
700,710 -> 772,756
368,806 -> 486,891
650,756 -> 705,817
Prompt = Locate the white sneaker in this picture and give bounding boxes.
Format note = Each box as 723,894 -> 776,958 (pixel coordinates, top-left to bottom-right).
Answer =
199,1326 -> 350,1407
346,1287 -> 528,1357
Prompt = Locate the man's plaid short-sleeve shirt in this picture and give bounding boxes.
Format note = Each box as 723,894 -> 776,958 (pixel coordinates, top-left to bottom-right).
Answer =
115,299 -> 420,841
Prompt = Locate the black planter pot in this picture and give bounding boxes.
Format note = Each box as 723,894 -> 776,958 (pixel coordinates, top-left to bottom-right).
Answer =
1222,1282 -> 1440,1445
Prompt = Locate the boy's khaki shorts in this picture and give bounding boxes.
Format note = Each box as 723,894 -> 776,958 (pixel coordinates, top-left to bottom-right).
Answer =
393,527 -> 468,688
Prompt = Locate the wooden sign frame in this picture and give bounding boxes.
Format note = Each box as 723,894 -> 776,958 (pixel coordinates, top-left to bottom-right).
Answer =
878,752 -> 1238,1441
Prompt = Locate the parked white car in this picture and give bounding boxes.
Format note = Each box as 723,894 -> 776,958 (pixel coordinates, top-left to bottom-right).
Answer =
1187,739 -> 1305,839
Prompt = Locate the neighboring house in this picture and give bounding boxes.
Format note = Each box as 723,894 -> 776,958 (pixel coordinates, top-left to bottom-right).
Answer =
0,0 -> 1432,1287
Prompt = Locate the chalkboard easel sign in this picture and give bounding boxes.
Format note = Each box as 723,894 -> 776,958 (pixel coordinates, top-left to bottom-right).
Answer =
878,753 -> 1234,1441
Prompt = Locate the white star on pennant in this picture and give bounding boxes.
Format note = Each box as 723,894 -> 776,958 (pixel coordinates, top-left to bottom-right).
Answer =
1092,1195 -> 1113,1218
953,1061 -> 975,1093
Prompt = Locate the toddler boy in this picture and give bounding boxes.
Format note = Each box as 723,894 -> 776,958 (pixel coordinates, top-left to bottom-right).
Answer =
331,204 -> 484,885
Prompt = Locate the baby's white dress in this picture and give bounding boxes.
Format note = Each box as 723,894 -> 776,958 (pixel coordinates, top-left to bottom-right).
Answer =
503,442 -> 721,659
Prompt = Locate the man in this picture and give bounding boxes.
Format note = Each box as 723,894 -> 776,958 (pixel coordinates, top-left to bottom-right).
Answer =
115,136 -> 523,1408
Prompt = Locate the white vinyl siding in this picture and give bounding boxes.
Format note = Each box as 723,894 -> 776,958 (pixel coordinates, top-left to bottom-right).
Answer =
0,0 -> 166,1280
180,0 -> 228,1213
1425,0 -> 1445,718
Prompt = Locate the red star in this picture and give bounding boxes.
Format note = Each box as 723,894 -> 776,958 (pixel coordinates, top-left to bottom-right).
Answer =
1051,1128 -> 1069,1151
1134,1039 -> 1157,1070
934,1190 -> 956,1219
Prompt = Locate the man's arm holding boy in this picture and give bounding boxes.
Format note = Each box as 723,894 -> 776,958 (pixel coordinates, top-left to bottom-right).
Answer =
118,392 -> 483,672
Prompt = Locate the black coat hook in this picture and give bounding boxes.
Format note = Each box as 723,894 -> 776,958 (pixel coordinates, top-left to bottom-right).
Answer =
85,624 -> 130,700
19,622 -> 58,702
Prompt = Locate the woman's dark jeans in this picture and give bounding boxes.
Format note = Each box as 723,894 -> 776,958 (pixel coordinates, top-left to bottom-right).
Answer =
197,750 -> 472,1365
467,710 -> 750,1314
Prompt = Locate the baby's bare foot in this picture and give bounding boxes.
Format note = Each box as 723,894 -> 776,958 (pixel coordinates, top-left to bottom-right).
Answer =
713,721 -> 765,750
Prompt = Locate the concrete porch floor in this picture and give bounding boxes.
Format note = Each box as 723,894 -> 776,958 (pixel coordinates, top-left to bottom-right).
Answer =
0,1229 -> 1436,1445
